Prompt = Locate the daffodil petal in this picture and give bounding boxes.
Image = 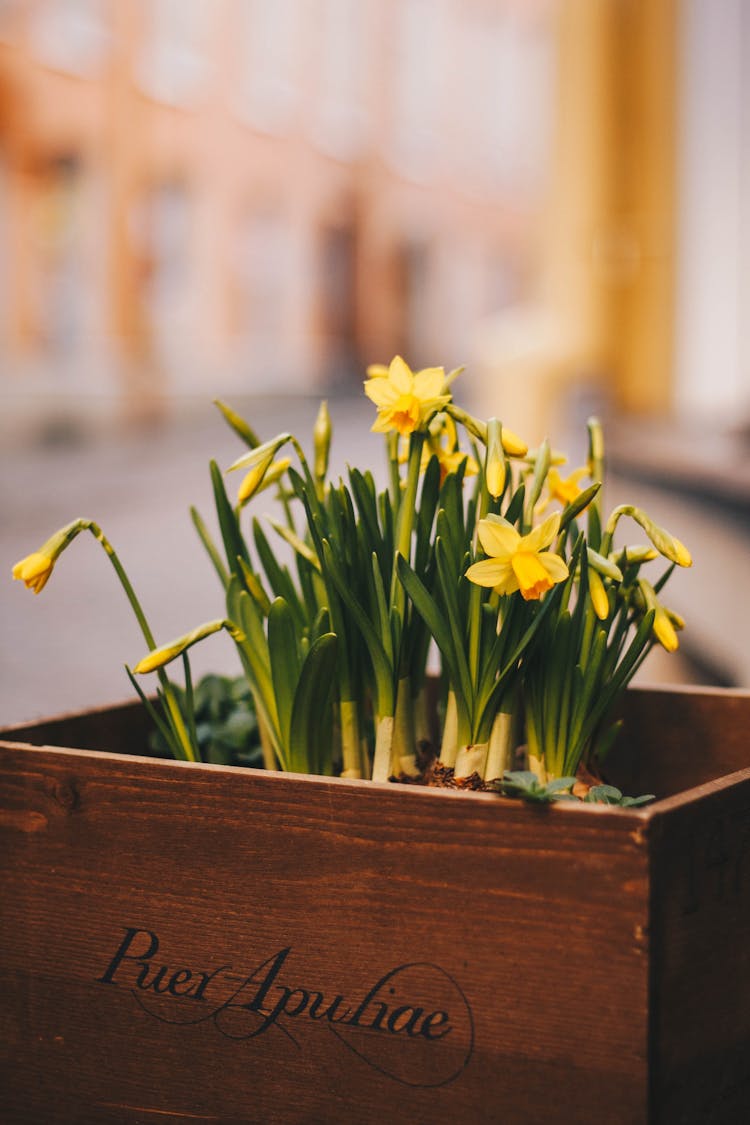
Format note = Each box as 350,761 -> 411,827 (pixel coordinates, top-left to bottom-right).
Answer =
388,355 -> 413,394
539,552 -> 569,583
521,512 -> 561,554
12,551 -> 54,594
465,558 -> 514,588
491,570 -> 521,597
412,366 -> 446,400
364,378 -> 399,408
477,518 -> 519,559
371,412 -> 395,433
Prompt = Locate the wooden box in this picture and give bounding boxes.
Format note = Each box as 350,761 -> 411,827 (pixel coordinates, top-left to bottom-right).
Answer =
1,684 -> 749,1124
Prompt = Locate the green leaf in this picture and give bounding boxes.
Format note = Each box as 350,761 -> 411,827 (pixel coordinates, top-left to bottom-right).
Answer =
620,793 -> 656,808
126,665 -> 185,759
434,536 -> 470,675
268,518 -> 322,573
252,518 -> 307,633
502,770 -> 577,803
559,482 -> 601,535
397,552 -> 472,717
527,439 -> 550,515
321,539 -> 393,713
587,500 -> 602,551
349,468 -> 385,564
504,481 -> 526,527
288,632 -> 338,774
414,454 -> 441,575
267,597 -> 301,747
210,460 -> 250,574
190,506 -> 230,588
237,557 -> 272,616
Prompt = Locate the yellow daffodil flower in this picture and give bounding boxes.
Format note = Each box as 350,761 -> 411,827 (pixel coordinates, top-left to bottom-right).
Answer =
364,355 -> 450,436
422,415 -> 478,483
538,465 -> 590,513
465,512 -> 569,601
437,448 -> 478,481
12,551 -> 55,594
12,519 -> 88,595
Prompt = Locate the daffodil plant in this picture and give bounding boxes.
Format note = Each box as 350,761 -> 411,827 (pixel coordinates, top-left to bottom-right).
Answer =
13,356 -> 691,801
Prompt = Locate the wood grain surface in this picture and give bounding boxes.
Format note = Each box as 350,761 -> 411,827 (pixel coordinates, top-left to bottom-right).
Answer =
1,685 -> 748,1124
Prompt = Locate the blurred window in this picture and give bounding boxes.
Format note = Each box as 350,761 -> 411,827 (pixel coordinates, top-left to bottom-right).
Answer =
317,219 -> 359,382
393,239 -> 433,364
233,208 -> 294,381
28,0 -> 112,78
131,181 -> 194,374
30,155 -> 88,361
463,10 -> 556,200
388,0 -> 450,180
309,0 -> 372,161
135,0 -> 212,108
233,0 -> 304,135
0,0 -> 21,43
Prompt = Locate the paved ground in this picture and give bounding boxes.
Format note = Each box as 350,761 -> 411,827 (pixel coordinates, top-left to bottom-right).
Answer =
1,391 -> 706,728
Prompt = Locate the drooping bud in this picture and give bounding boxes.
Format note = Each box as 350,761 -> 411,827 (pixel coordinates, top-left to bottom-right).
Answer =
501,427 -> 528,458
133,619 -> 239,674
637,578 -> 682,653
12,518 -> 90,594
604,505 -> 692,567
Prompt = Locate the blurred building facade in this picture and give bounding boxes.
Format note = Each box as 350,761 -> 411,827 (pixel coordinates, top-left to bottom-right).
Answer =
0,1 -> 748,442
0,0 -> 557,423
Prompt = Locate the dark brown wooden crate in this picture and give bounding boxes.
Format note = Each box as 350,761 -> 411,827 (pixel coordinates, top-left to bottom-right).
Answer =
1,685 -> 749,1124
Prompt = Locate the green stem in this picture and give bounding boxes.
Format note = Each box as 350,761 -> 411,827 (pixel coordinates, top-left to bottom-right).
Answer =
257,715 -> 277,771
454,742 -> 488,779
468,482 -> 491,703
339,699 -> 363,778
387,432 -> 401,511
485,705 -> 518,782
372,714 -> 394,782
86,521 -> 197,763
440,689 -> 460,768
396,431 -> 426,562
389,430 -> 426,660
392,674 -> 419,777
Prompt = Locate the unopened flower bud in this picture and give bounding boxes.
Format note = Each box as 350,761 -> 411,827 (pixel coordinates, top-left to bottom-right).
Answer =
313,399 -> 332,482
485,418 -> 506,498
